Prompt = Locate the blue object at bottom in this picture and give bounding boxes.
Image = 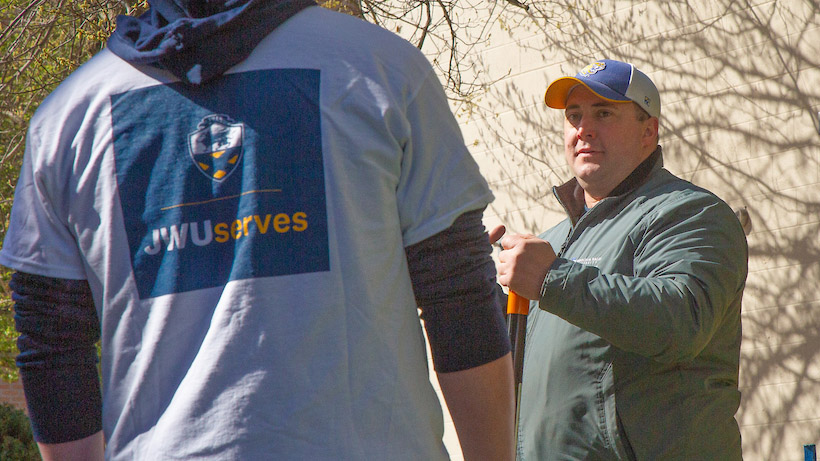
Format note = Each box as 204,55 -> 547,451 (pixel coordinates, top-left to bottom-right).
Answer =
806,444 -> 817,461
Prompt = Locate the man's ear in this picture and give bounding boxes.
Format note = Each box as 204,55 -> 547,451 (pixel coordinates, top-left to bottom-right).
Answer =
642,117 -> 659,148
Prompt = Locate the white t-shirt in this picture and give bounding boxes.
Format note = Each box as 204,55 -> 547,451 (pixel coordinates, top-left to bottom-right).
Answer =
0,7 -> 492,460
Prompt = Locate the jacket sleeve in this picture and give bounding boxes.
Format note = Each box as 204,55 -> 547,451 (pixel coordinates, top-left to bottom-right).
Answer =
540,196 -> 748,363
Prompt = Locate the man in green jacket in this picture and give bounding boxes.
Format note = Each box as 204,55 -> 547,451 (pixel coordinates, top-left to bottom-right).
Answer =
493,59 -> 748,459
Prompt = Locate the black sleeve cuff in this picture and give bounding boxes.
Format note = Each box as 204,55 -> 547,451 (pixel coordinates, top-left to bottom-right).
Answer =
406,209 -> 511,372
10,272 -> 103,443
21,364 -> 102,443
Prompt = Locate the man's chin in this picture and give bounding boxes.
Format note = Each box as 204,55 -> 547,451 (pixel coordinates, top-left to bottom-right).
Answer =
573,165 -> 602,183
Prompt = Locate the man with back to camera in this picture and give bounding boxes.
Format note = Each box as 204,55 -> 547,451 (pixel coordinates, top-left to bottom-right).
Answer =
0,1 -> 516,459
491,59 -> 748,459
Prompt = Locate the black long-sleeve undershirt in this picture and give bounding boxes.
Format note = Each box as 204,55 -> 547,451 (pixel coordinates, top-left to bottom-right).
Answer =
11,208 -> 509,442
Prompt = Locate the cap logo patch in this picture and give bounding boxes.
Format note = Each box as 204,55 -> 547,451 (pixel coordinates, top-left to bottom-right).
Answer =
580,62 -> 606,77
644,96 -> 651,106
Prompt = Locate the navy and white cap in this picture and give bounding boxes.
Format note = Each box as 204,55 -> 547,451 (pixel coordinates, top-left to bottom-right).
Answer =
545,59 -> 661,119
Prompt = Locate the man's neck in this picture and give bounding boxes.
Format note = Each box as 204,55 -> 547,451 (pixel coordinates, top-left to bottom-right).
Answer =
554,146 -> 663,224
584,193 -> 602,208
586,146 -> 662,208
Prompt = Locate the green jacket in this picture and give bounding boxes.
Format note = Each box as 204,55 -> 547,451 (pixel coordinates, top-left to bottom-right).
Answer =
518,148 -> 747,460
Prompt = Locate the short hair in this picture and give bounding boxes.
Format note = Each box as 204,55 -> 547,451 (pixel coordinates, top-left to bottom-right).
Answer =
634,102 -> 651,121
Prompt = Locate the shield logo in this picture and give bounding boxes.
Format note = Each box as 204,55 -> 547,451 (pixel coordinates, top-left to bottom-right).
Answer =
188,114 -> 245,182
580,62 -> 606,77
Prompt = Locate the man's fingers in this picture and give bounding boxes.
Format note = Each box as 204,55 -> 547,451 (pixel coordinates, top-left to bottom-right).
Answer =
488,225 -> 506,245
495,236 -> 556,299
500,232 -> 532,250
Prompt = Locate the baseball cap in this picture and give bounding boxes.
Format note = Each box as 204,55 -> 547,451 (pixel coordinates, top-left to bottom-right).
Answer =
544,59 -> 660,119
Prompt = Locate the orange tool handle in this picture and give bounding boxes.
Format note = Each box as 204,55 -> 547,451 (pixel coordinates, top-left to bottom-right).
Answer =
506,290 -> 529,315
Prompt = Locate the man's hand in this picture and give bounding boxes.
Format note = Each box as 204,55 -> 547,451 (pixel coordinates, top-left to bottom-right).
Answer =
490,225 -> 557,300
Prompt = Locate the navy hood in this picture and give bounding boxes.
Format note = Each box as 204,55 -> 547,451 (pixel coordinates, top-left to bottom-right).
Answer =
108,0 -> 316,85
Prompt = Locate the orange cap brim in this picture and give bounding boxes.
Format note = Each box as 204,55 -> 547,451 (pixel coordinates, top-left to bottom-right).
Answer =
545,77 -> 634,109
544,77 -> 584,109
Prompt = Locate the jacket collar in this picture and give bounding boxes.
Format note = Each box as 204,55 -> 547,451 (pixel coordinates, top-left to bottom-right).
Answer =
553,146 -> 663,225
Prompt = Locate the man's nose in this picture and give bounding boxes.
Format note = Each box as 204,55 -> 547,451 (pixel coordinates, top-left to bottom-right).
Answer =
576,118 -> 594,139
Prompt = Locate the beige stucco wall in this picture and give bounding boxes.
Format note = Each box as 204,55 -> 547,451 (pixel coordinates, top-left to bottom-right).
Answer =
410,1 -> 819,459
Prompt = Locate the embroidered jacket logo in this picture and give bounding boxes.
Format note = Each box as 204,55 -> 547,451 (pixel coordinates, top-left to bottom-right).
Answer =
188,114 -> 244,181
